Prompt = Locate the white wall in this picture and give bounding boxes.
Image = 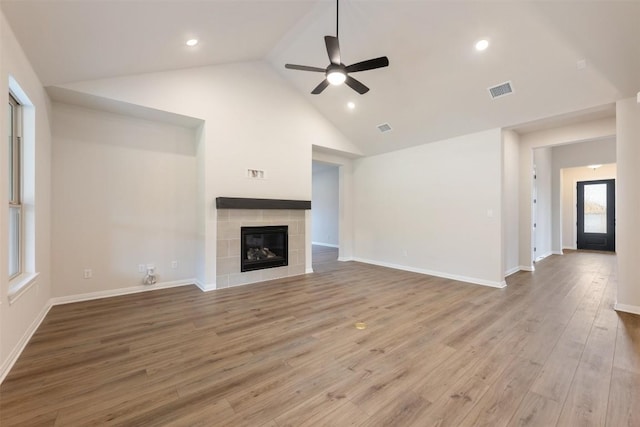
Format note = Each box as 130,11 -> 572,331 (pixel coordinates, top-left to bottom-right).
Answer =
312,164 -> 339,247
0,11 -> 53,382
533,147 -> 552,260
353,128 -> 504,287
561,164 -> 616,250
51,103 -> 198,298
502,130 -> 520,276
551,138 -> 616,252
59,61 -> 360,288
60,61 -> 361,200
518,117 -> 616,268
615,97 -> 640,314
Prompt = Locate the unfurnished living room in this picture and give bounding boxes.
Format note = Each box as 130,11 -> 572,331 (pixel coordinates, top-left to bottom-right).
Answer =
0,1 -> 639,426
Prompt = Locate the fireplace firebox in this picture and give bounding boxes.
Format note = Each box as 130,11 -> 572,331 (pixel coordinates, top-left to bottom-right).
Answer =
241,226 -> 288,272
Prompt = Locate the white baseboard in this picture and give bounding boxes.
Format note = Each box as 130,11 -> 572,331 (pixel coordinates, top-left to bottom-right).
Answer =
194,279 -> 216,292
337,257 -> 353,262
614,303 -> 640,316
563,246 -> 577,251
352,257 -> 506,289
0,300 -> 52,385
312,242 -> 339,248
552,251 -> 564,255
49,279 -> 197,306
305,268 -> 314,274
535,252 -> 552,262
504,266 -> 520,277
519,265 -> 535,272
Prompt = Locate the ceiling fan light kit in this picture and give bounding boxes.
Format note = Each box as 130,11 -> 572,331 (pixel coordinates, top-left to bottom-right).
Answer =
285,0 -> 389,94
327,68 -> 347,85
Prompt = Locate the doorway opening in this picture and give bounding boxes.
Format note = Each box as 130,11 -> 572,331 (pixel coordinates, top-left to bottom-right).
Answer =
311,161 -> 340,267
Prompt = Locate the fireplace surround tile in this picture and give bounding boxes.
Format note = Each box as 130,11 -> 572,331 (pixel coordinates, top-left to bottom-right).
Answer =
216,208 -> 306,288
216,240 -> 229,258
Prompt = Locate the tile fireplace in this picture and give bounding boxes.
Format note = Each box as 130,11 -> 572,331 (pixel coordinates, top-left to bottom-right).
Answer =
215,197 -> 310,288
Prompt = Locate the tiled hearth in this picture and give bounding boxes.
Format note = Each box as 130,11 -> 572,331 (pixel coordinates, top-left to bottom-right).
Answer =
216,209 -> 306,288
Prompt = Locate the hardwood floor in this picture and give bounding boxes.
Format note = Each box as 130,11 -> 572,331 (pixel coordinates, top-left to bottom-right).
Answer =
1,250 -> 638,426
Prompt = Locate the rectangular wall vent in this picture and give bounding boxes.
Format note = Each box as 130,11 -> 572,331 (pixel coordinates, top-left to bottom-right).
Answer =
377,123 -> 393,133
488,81 -> 514,99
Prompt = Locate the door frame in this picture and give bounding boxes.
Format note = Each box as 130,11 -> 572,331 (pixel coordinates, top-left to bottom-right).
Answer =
576,178 -> 615,251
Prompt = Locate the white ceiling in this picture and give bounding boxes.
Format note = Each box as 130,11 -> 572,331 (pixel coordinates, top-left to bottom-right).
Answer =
3,1 -> 638,156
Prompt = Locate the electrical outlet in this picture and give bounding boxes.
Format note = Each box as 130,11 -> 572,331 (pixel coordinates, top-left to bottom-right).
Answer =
138,264 -> 145,273
402,249 -> 408,257
83,269 -> 92,279
171,261 -> 178,269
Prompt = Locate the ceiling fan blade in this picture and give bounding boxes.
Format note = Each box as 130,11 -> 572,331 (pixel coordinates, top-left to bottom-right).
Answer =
285,64 -> 326,72
345,75 -> 370,94
325,36 -> 341,65
311,79 -> 330,95
345,56 -> 389,73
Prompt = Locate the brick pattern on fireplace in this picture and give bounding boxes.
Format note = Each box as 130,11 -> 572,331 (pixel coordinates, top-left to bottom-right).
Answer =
216,209 -> 306,288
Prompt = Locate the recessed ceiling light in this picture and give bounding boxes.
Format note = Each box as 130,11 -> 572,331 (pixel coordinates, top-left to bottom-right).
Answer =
475,39 -> 489,51
587,164 -> 602,170
347,102 -> 355,110
186,39 -> 199,47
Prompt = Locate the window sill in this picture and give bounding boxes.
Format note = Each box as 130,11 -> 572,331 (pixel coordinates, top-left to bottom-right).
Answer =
8,272 -> 40,305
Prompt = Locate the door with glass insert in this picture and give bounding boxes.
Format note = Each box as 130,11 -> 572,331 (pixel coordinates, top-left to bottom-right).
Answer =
577,179 -> 615,252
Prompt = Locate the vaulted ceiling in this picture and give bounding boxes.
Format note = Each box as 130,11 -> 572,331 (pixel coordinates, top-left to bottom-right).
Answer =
3,1 -> 637,155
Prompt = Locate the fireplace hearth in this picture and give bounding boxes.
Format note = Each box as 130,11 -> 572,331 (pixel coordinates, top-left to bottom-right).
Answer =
241,225 -> 288,272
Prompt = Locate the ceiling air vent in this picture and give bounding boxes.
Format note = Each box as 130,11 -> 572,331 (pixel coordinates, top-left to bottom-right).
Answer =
377,123 -> 393,133
488,81 -> 513,99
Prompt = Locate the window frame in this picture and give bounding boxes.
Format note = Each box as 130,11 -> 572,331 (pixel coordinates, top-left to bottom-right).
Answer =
8,93 -> 23,280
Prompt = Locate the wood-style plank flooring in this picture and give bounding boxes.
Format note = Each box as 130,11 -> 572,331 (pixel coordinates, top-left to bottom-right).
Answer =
1,248 -> 638,426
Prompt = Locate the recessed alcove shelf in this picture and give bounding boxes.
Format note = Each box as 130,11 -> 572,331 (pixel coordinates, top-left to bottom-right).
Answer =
215,197 -> 311,210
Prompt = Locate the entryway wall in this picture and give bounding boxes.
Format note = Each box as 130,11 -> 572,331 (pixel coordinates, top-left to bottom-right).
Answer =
551,138 -> 616,253
517,115 -> 615,270
533,148 -> 553,261
531,138 -> 616,262
561,164 -> 616,250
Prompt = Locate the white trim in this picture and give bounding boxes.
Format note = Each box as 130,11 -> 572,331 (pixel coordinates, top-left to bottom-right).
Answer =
352,257 -> 507,289
305,268 -> 314,274
0,300 -> 52,384
194,279 -> 216,292
519,265 -> 535,272
49,279 -> 196,306
8,272 -> 40,305
552,251 -> 563,255
614,303 -> 640,316
312,242 -> 339,248
563,246 -> 577,251
504,266 -> 520,277
337,257 -> 353,262
534,252 -> 553,262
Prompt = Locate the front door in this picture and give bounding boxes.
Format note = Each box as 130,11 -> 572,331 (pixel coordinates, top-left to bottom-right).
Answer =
577,179 -> 615,252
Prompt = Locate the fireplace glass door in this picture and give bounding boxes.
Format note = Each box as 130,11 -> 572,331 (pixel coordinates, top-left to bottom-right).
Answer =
241,226 -> 288,272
